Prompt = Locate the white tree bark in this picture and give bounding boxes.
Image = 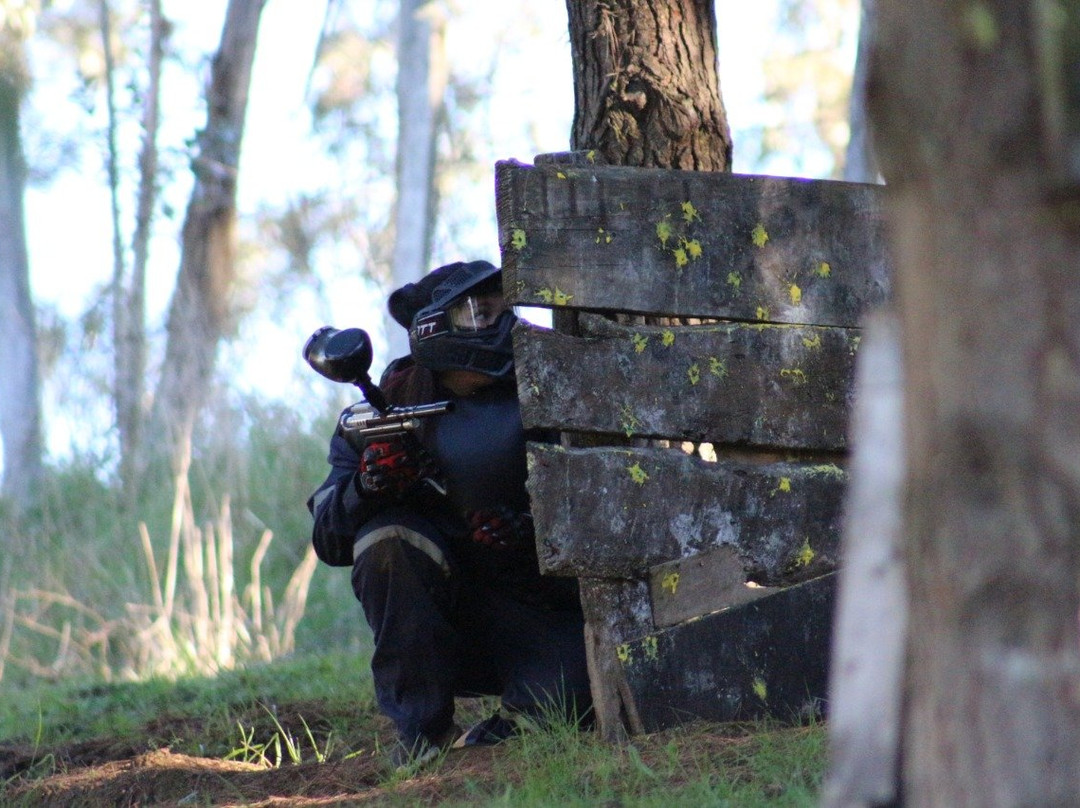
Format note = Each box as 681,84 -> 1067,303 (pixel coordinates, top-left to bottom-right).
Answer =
0,31 -> 43,510
843,0 -> 880,184
823,310 -> 906,808
385,0 -> 447,361
152,0 -> 266,473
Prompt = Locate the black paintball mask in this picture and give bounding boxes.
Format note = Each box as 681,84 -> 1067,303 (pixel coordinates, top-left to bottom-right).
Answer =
389,261 -> 517,379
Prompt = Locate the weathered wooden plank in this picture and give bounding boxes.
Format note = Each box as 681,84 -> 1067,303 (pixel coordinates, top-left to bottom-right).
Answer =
514,318 -> 859,449
617,573 -> 836,732
578,578 -> 654,741
528,442 -> 846,579
648,546 -> 778,630
496,159 -> 890,326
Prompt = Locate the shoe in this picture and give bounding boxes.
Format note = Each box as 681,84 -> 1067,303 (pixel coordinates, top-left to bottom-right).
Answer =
452,712 -> 520,748
390,723 -> 460,772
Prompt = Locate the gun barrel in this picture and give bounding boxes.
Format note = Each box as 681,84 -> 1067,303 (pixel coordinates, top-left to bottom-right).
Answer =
340,400 -> 453,435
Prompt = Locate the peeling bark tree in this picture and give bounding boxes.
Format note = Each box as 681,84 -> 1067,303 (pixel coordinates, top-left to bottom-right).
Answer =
869,1 -> 1080,804
0,13 -> 43,511
566,0 -> 732,171
153,0 -> 266,474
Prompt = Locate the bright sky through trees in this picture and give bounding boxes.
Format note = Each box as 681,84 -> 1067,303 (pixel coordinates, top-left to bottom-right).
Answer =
15,0 -> 858,467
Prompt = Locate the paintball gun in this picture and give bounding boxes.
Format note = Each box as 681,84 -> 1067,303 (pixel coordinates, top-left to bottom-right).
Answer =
303,326 -> 453,491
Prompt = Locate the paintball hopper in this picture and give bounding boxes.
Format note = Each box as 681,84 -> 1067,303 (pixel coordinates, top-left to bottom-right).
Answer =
303,326 -> 388,412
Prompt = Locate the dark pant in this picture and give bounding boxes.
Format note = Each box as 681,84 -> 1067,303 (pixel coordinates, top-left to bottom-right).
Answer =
350,508 -> 592,745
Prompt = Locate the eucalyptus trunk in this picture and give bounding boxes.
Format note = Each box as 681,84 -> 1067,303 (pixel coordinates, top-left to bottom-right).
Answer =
0,31 -> 42,512
386,0 -> 447,361
153,0 -> 266,474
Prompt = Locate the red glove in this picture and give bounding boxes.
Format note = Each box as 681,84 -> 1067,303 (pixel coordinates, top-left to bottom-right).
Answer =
356,439 -> 430,497
467,507 -> 534,549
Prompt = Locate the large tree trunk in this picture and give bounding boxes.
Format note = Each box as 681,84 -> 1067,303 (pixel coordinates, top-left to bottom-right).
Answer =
566,0 -> 732,171
153,0 -> 266,474
0,42 -> 43,511
564,0 -> 732,741
870,1 -> 1080,804
385,0 -> 447,361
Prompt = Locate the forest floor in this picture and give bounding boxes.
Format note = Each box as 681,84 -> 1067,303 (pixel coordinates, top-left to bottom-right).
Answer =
0,700 -> 825,806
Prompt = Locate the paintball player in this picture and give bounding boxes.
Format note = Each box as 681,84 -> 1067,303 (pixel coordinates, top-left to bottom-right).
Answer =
307,260 -> 592,770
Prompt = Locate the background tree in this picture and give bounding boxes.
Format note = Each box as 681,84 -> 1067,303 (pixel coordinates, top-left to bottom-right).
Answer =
564,0 -> 732,738
842,0 -> 877,183
101,0 -> 165,501
566,0 -> 731,171
152,0 -> 267,476
386,0 -> 447,359
0,2 -> 44,512
869,1 -> 1080,803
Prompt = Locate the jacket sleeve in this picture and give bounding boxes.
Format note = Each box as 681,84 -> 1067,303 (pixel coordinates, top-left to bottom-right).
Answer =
306,425 -> 388,567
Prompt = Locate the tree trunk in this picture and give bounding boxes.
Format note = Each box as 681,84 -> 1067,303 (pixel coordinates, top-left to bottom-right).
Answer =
153,0 -> 266,474
0,45 -> 43,511
566,0 -> 732,171
111,0 -> 164,500
564,0 -> 732,741
386,0 -> 447,361
870,1 -> 1080,804
843,0 -> 879,184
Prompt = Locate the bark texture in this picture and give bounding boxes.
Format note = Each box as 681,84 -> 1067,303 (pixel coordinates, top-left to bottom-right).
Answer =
153,0 -> 266,472
565,0 -> 732,170
870,1 -> 1080,804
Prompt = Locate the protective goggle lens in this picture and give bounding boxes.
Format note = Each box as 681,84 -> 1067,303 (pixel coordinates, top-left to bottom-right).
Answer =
447,294 -> 507,331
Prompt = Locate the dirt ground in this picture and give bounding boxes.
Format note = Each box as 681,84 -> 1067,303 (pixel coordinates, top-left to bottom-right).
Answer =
0,709 -> 781,807
1,721 -> 515,807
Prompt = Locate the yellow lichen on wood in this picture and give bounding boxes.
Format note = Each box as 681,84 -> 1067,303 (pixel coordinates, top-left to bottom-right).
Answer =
627,462 -> 649,485
793,538 -> 816,567
536,287 -> 573,306
709,357 -> 728,378
662,572 -> 680,595
752,678 -> 768,700
656,217 -> 673,247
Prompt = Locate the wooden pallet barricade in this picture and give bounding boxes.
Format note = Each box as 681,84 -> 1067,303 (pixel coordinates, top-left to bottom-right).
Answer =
496,155 -> 889,739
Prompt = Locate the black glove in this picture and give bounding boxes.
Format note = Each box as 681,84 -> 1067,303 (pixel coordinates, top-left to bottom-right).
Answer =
355,439 -> 434,497
467,507 -> 534,549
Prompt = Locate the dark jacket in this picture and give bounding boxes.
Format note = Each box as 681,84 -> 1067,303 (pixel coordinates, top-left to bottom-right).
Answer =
307,358 -> 578,609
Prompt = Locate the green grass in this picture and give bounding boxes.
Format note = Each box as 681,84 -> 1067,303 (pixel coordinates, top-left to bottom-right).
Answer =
0,651 -> 376,753
0,652 -> 827,806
